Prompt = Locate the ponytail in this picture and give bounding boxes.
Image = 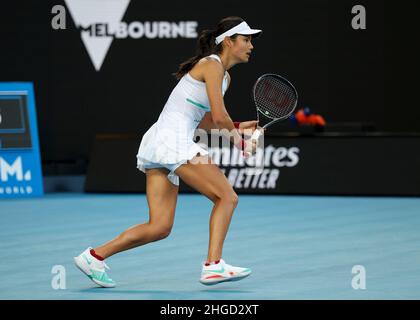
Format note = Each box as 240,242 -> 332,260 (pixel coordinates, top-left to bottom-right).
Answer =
173,29 -> 219,80
173,16 -> 245,80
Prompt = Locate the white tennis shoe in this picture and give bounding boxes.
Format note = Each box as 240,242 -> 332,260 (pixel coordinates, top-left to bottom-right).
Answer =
73,247 -> 116,288
199,259 -> 252,285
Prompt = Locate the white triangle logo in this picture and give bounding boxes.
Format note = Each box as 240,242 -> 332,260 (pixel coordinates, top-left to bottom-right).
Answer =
64,0 -> 131,71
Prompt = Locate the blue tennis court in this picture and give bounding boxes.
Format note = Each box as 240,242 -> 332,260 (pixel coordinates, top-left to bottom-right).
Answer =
1,193 -> 419,300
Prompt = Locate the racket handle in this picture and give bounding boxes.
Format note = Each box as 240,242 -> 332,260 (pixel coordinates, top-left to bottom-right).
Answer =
251,129 -> 263,141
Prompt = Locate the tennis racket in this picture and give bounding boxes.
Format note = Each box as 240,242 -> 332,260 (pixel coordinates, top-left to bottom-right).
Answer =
251,74 -> 298,140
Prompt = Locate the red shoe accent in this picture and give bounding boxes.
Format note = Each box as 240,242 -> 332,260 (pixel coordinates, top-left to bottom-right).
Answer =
90,249 -> 104,261
206,275 -> 224,279
205,259 -> 221,266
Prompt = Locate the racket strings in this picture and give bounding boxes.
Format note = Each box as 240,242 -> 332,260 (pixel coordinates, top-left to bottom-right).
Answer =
254,76 -> 297,120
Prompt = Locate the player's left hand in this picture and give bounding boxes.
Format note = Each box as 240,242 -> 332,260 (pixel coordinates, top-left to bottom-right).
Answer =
238,120 -> 259,135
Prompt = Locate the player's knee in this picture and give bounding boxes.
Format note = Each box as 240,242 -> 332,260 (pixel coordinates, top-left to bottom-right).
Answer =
232,193 -> 239,208
152,224 -> 172,241
208,194 -> 219,205
220,192 -> 239,209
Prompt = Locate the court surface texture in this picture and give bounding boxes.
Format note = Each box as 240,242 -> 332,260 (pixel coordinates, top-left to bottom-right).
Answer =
1,193 -> 419,300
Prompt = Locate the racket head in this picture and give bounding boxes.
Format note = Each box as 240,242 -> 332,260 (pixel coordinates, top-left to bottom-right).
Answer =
252,73 -> 298,126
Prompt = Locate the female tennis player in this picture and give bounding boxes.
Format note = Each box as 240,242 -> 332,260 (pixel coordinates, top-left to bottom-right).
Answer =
74,16 -> 262,287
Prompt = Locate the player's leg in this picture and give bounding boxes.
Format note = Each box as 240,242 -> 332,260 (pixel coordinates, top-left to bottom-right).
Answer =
175,155 -> 251,285
175,155 -> 238,262
74,168 -> 178,287
94,168 -> 179,258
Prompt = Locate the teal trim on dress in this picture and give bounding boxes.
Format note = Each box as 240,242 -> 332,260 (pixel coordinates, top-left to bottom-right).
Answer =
186,98 -> 210,111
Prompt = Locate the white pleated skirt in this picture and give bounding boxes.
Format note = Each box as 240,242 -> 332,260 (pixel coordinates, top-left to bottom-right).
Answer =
136,123 -> 208,186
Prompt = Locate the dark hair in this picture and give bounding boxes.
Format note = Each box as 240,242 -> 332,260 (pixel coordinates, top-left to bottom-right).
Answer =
173,16 -> 244,80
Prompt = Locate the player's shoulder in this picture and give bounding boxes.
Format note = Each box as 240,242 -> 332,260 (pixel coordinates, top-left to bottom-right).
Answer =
199,56 -> 225,74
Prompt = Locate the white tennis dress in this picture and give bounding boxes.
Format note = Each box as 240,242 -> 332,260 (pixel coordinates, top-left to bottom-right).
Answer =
136,54 -> 229,185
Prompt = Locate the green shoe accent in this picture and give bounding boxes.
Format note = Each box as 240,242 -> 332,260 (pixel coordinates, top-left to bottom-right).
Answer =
89,269 -> 115,284
82,254 -> 92,265
203,266 -> 225,274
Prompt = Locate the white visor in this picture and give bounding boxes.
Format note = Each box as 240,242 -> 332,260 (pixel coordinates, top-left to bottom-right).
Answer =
215,21 -> 262,45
